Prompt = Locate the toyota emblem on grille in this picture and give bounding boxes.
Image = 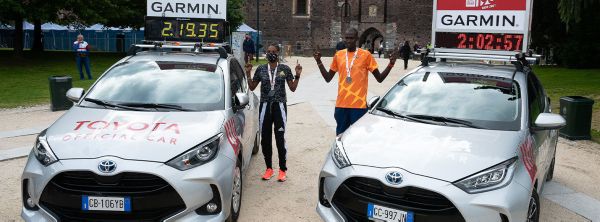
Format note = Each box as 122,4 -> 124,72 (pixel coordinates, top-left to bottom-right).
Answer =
98,160 -> 117,174
385,171 -> 403,185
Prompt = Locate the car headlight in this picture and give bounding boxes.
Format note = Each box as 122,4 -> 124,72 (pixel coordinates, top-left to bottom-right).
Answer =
331,139 -> 351,169
167,134 -> 222,171
32,130 -> 58,166
453,157 -> 517,194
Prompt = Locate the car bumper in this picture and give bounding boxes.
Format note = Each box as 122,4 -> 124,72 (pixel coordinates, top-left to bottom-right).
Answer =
317,154 -> 531,222
21,152 -> 236,222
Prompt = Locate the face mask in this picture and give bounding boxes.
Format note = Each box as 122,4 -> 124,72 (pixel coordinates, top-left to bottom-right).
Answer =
266,52 -> 278,63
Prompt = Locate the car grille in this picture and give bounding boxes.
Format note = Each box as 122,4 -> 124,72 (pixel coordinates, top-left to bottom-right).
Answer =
332,177 -> 465,222
40,171 -> 186,222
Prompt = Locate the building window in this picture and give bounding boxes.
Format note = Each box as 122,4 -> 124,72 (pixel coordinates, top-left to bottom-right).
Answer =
342,2 -> 350,17
293,0 -> 309,16
368,5 -> 378,17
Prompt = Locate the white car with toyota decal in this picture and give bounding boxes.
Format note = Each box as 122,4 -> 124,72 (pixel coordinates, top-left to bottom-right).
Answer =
21,43 -> 260,222
316,0 -> 566,221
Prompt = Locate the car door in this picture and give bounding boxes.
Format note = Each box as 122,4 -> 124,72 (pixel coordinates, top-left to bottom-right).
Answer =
229,59 -> 254,168
531,74 -> 557,174
527,74 -> 550,183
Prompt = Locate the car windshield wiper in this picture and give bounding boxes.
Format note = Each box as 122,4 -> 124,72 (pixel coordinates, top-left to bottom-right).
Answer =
406,114 -> 481,129
83,98 -> 145,111
117,103 -> 192,111
375,107 -> 430,124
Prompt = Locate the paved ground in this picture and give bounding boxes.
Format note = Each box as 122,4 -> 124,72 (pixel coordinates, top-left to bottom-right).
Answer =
1,56 -> 599,221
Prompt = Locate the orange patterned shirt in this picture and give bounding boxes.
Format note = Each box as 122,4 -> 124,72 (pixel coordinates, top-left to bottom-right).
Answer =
330,49 -> 379,108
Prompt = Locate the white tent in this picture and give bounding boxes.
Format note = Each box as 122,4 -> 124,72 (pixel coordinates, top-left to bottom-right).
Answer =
236,23 -> 257,33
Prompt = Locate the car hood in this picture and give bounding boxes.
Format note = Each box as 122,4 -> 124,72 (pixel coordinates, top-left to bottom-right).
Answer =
341,114 -> 521,182
46,106 -> 225,162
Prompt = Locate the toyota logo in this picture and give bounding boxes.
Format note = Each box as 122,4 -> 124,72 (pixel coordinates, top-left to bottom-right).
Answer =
385,171 -> 403,185
98,160 -> 117,174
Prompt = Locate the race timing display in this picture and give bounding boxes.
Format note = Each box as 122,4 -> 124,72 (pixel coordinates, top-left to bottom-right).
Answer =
145,17 -> 225,42
432,0 -> 533,55
435,32 -> 524,51
145,0 -> 227,42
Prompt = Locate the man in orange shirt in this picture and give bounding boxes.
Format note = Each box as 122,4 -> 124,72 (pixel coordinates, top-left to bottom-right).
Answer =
313,28 -> 397,135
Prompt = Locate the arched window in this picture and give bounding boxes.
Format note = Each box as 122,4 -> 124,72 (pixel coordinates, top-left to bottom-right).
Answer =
342,2 -> 350,17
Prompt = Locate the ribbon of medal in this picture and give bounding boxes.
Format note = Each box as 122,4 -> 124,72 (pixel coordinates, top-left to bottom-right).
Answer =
345,49 -> 359,84
267,63 -> 278,96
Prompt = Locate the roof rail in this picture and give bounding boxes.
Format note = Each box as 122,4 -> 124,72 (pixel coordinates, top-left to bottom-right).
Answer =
428,51 -> 539,63
127,41 -> 229,59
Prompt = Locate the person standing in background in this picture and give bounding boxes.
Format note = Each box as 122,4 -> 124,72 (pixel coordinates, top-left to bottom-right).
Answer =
243,34 -> 256,64
399,40 -> 412,70
73,34 -> 92,80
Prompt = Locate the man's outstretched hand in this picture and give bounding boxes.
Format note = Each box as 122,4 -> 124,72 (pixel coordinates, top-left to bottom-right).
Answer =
313,46 -> 322,64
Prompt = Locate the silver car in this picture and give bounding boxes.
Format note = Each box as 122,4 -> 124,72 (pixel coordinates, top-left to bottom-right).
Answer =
21,47 -> 260,222
317,61 -> 566,222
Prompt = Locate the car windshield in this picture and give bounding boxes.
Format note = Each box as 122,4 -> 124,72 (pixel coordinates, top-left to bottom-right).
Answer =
83,60 -> 224,111
376,72 -> 521,131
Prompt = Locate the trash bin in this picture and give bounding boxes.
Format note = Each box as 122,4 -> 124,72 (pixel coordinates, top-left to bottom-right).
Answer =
559,96 -> 595,140
49,76 -> 73,111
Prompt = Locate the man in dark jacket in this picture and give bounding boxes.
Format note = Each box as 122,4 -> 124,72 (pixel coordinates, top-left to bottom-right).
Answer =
399,41 -> 412,70
73,34 -> 92,80
243,34 -> 255,63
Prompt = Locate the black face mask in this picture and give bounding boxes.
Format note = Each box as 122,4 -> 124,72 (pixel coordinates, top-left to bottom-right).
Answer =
266,52 -> 278,63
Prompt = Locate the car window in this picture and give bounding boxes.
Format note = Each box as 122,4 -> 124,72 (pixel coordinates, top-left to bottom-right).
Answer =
230,59 -> 247,93
377,72 -> 522,131
83,61 -> 225,111
527,74 -> 544,123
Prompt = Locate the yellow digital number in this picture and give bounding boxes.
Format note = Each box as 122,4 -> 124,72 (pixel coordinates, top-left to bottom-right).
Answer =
198,23 -> 207,38
209,24 -> 219,38
179,23 -> 184,37
186,23 -> 196,37
162,22 -> 173,37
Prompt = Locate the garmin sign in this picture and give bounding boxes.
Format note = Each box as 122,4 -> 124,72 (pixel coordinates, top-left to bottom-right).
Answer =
432,0 -> 533,55
147,0 -> 227,20
435,0 -> 529,32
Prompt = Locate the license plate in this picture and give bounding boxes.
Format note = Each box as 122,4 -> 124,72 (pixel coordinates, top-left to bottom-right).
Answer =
82,195 -> 131,212
367,203 -> 414,222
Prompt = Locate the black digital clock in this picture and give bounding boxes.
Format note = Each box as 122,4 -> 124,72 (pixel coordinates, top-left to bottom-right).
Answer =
144,16 -> 226,42
435,32 -> 524,52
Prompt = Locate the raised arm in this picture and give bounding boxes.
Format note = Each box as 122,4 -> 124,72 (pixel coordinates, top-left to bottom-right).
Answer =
245,63 -> 260,91
371,51 -> 398,83
287,63 -> 302,92
313,49 -> 336,83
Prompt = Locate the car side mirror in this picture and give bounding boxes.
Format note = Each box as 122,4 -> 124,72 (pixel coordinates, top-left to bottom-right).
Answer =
532,113 -> 566,131
367,96 -> 380,109
234,93 -> 249,110
66,88 -> 84,103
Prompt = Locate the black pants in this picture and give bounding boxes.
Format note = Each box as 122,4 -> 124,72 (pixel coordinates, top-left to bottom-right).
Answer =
259,102 -> 288,171
403,58 -> 409,70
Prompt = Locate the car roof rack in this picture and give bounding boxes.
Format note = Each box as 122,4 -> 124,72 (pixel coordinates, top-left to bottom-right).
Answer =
127,41 -> 229,59
417,49 -> 538,90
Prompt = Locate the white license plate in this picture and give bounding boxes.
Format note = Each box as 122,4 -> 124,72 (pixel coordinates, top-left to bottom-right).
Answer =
367,203 -> 414,222
82,195 -> 131,212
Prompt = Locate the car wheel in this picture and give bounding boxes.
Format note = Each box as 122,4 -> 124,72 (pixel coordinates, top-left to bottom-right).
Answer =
546,156 -> 555,181
252,133 -> 260,155
527,189 -> 540,222
228,158 -> 242,222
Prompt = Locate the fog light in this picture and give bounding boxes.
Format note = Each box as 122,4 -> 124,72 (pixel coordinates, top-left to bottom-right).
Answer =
206,203 -> 218,213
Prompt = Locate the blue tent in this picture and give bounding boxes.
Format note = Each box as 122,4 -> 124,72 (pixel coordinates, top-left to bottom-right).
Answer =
0,21 -> 144,52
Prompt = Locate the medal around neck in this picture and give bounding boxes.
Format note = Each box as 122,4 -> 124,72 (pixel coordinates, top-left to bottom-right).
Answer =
346,76 -> 353,84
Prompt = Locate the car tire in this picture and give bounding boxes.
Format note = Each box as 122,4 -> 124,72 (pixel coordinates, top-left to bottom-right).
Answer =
227,158 -> 242,222
527,188 -> 540,222
546,156 -> 555,181
252,133 -> 260,155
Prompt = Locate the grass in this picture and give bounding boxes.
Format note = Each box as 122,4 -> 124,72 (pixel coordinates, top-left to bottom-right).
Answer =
533,66 -> 600,142
0,50 -> 124,108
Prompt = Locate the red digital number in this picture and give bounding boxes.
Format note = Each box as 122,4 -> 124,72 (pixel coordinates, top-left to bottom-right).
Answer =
514,35 -> 523,51
504,34 -> 513,51
476,34 -> 485,49
485,34 -> 494,50
458,33 -> 467,49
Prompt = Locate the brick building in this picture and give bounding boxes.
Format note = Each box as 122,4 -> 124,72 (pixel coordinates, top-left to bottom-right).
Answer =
243,0 -> 433,55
